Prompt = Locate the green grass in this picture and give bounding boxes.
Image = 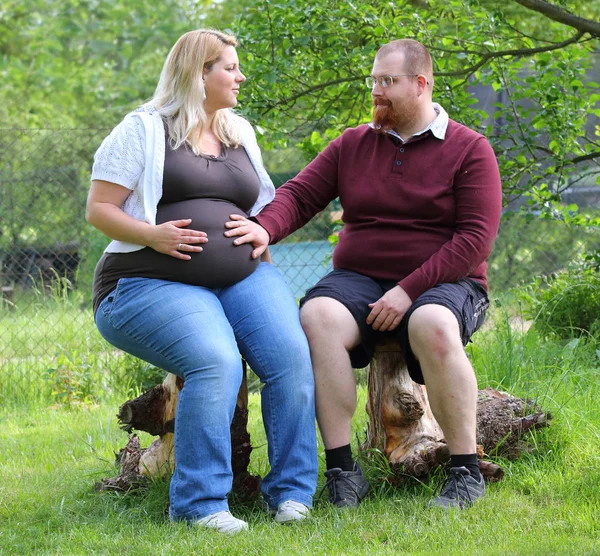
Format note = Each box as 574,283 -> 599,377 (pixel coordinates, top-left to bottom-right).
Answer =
0,289 -> 163,407
1,302 -> 599,554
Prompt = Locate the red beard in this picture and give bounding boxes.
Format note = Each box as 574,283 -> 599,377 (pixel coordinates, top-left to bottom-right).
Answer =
372,99 -> 400,132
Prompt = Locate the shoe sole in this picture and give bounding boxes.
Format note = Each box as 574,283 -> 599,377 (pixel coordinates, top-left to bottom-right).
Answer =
332,482 -> 370,508
274,513 -> 309,523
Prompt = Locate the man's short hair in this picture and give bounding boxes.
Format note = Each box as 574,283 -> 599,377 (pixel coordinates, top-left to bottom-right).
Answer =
376,39 -> 433,83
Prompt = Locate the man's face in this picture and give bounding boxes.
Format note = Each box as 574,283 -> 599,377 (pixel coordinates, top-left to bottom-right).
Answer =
370,52 -> 420,132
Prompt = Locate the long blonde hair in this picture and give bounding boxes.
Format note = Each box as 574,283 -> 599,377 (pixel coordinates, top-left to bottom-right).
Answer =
147,29 -> 244,153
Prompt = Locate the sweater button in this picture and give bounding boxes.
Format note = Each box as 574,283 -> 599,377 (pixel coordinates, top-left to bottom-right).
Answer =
396,160 -> 402,166
399,148 -> 405,152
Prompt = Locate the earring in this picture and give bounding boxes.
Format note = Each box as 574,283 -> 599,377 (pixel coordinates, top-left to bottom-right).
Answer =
202,78 -> 206,101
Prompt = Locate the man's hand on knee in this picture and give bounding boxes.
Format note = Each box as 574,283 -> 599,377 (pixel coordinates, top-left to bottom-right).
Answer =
367,285 -> 412,331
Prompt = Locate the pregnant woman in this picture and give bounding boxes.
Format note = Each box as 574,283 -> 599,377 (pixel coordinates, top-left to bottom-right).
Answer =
86,29 -> 317,534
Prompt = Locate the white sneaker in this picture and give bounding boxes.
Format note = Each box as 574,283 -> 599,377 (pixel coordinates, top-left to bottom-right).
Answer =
273,500 -> 310,523
194,511 -> 248,535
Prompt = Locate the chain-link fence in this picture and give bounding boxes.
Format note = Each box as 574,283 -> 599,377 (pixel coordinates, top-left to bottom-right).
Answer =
1,129 -> 599,403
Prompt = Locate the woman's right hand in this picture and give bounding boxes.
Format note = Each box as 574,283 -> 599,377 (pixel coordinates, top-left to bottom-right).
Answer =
147,219 -> 208,260
86,181 -> 207,260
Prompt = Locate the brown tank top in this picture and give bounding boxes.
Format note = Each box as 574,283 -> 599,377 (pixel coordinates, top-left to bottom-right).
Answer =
92,129 -> 261,313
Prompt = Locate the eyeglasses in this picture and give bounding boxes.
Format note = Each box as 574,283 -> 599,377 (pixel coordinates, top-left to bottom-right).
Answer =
365,74 -> 419,88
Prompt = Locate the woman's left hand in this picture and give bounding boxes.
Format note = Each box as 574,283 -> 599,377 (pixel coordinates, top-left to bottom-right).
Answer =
224,214 -> 270,259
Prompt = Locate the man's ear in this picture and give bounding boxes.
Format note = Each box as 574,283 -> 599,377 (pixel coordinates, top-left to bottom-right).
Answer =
416,74 -> 429,95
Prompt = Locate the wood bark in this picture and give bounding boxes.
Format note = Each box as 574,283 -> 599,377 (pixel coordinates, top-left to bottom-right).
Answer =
360,340 -> 551,481
96,362 -> 260,498
513,0 -> 600,37
362,341 -> 449,478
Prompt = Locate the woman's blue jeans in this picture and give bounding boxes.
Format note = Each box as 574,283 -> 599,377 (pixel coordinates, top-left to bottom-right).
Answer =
95,263 -> 318,521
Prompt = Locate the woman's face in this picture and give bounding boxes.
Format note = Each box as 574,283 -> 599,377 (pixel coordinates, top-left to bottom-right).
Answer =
203,45 -> 246,113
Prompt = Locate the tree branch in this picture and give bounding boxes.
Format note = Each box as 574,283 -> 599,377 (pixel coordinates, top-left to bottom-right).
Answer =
261,30 -> 586,114
513,0 -> 600,38
436,31 -> 584,77
260,76 -> 362,115
265,2 -> 276,65
569,151 -> 600,165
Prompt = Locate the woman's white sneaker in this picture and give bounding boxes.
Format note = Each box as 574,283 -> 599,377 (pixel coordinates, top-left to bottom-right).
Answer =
273,500 -> 310,523
194,511 -> 248,534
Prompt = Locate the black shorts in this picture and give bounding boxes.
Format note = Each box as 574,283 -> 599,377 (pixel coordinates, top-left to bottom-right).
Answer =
299,269 -> 489,384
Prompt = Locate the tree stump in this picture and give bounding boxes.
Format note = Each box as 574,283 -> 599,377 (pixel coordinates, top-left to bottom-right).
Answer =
360,339 -> 551,481
96,361 -> 261,498
98,341 -> 552,492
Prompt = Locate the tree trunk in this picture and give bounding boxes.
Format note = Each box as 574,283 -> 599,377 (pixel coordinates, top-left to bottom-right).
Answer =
96,361 -> 260,498
360,339 -> 551,481
361,341 -> 449,478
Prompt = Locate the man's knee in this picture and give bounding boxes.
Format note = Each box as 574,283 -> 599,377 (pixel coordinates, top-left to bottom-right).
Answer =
408,304 -> 463,361
300,297 -> 360,350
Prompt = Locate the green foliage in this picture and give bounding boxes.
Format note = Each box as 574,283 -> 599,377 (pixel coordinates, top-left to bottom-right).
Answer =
0,128 -> 108,259
233,0 -> 599,204
119,354 -> 168,394
488,211 -> 600,292
42,347 -> 165,407
471,298 -> 600,392
3,0 -> 598,211
517,255 -> 600,338
43,348 -> 99,407
0,0 -> 195,128
524,183 -> 600,226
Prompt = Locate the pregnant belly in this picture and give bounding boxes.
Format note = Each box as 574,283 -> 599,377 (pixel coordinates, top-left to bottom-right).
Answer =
152,198 -> 259,288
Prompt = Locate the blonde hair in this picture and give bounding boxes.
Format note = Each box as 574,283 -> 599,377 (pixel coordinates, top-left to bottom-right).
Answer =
148,29 -> 244,153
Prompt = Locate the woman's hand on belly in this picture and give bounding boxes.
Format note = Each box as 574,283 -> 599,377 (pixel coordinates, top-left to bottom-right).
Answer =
147,218 -> 208,260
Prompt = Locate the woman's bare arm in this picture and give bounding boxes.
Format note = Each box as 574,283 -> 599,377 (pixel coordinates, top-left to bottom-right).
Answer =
86,180 -> 207,260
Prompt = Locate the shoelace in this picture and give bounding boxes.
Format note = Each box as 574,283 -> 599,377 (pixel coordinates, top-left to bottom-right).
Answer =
437,470 -> 474,503
317,472 -> 362,502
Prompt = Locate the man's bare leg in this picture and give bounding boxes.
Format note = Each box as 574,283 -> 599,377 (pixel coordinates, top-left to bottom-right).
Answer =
407,304 -> 477,454
408,304 -> 485,508
300,296 -> 371,507
300,297 -> 361,450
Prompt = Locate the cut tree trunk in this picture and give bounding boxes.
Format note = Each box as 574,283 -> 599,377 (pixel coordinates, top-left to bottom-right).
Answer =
360,339 -> 551,481
96,361 -> 260,498
362,341 -> 449,478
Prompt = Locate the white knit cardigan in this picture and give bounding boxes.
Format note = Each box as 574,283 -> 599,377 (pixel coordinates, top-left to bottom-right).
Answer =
91,105 -> 276,253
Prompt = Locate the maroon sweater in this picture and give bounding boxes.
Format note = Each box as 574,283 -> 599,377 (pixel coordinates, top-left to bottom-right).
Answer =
256,120 -> 502,300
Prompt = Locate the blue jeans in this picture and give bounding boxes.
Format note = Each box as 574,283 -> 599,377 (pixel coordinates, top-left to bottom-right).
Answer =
95,263 -> 318,520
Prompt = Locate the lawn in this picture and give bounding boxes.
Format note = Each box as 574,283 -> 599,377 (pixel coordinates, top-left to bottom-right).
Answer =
1,304 -> 599,555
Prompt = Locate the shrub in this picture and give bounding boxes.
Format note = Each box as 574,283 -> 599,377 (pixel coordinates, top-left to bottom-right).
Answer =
518,254 -> 600,338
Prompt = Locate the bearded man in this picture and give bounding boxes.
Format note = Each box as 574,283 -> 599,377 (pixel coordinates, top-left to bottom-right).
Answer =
226,39 -> 502,509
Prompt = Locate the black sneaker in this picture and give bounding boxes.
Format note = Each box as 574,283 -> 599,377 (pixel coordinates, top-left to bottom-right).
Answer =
430,466 -> 485,509
321,463 -> 370,508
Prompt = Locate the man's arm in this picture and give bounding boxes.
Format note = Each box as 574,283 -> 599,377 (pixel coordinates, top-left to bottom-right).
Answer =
253,136 -> 343,242
225,134 -> 343,250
